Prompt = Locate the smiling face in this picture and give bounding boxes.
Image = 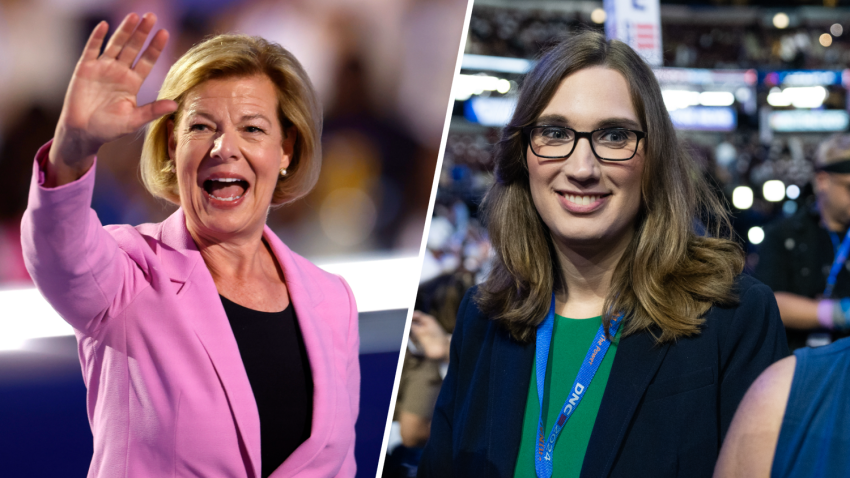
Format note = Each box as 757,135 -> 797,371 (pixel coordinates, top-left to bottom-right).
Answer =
168,75 -> 294,243
526,66 -> 645,253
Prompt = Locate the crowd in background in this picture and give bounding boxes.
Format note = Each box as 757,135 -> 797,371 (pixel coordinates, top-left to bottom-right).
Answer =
389,3 -> 850,475
0,0 -> 468,286
466,4 -> 850,69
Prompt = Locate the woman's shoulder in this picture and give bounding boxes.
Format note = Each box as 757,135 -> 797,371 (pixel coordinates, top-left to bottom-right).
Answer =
453,285 -> 508,340
103,210 -> 194,267
457,285 -> 486,321
703,273 -> 787,355
710,273 -> 776,317
734,274 -> 776,307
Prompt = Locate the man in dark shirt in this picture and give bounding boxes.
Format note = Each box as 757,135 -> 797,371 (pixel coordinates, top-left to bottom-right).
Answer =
755,133 -> 850,350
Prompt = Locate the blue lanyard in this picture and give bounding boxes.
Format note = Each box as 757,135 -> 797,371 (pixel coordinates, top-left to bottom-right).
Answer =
824,228 -> 850,298
534,294 -> 623,478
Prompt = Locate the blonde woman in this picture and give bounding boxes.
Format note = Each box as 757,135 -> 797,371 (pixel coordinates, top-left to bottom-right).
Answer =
418,31 -> 788,478
22,13 -> 358,477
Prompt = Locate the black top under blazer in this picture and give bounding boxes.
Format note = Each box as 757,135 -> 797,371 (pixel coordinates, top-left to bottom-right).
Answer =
418,274 -> 789,478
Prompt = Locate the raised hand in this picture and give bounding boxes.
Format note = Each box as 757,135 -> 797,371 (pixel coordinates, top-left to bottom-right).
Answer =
410,311 -> 452,363
47,13 -> 178,187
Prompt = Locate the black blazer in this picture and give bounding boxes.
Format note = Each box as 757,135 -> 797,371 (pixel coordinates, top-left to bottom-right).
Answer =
418,274 -> 789,478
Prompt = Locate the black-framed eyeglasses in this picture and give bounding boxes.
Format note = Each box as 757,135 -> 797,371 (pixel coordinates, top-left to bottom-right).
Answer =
524,125 -> 646,161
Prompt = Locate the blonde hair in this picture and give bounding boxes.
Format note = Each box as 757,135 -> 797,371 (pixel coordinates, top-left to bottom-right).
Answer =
478,31 -> 743,344
141,34 -> 322,205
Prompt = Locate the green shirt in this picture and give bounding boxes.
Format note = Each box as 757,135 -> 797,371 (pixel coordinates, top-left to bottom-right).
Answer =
513,315 -> 621,478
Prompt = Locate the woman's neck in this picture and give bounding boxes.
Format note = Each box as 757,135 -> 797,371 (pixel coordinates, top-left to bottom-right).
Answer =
553,232 -> 633,319
191,226 -> 289,312
189,225 -> 273,284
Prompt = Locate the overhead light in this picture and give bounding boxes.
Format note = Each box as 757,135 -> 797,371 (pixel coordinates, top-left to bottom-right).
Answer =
699,91 -> 735,107
662,89 -> 700,111
763,180 -> 786,202
767,87 -> 791,107
732,186 -> 754,209
735,87 -> 753,103
786,184 -> 801,199
454,74 -> 513,101
773,13 -> 790,29
820,33 -> 833,47
783,200 -> 798,216
831,24 -> 843,37
786,86 -> 828,108
591,8 -> 607,24
766,86 -> 827,108
748,226 -> 765,245
461,54 -> 533,74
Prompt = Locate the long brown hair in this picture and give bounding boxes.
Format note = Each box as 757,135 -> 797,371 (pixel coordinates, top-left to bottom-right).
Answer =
477,31 -> 744,344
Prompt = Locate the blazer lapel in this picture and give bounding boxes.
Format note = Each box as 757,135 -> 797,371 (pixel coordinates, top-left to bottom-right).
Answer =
488,328 -> 535,477
580,329 -> 670,478
262,227 -> 337,476
159,209 -> 262,477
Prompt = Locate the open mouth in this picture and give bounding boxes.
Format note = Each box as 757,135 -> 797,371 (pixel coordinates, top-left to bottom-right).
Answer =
203,178 -> 249,201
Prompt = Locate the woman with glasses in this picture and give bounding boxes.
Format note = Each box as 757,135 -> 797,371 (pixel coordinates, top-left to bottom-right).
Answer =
417,31 -> 788,478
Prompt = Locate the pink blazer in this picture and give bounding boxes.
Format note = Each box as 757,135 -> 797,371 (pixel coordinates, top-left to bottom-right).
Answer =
21,143 -> 359,478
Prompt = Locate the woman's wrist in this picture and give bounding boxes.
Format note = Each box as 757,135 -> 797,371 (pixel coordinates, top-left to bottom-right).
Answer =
45,129 -> 97,188
817,299 -> 835,329
818,298 -> 850,331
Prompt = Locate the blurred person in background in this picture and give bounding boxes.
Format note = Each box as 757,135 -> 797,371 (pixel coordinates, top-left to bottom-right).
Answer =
384,272 -> 472,478
384,194 -> 488,477
22,14 -> 359,478
418,31 -> 788,478
715,335 -> 850,477
755,133 -> 850,351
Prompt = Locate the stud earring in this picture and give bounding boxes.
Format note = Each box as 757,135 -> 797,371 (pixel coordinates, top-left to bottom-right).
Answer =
279,168 -> 287,177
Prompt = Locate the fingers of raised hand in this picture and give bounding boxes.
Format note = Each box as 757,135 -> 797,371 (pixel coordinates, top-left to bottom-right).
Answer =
129,99 -> 178,130
81,21 -> 108,63
133,28 -> 169,80
116,13 -> 158,66
101,13 -> 141,60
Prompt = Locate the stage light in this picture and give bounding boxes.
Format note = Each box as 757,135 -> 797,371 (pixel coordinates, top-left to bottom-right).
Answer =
461,54 -> 533,74
767,87 -> 791,107
786,184 -> 801,199
820,33 -> 833,47
454,74 -> 513,101
786,86 -> 827,108
591,8 -> 606,24
748,226 -> 765,245
783,200 -> 798,216
662,89 -> 700,111
699,91 -> 735,107
773,13 -> 789,29
763,180 -> 786,202
767,86 -> 827,108
732,186 -> 754,209
735,87 -> 752,103
0,256 -> 421,351
318,256 -> 421,312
